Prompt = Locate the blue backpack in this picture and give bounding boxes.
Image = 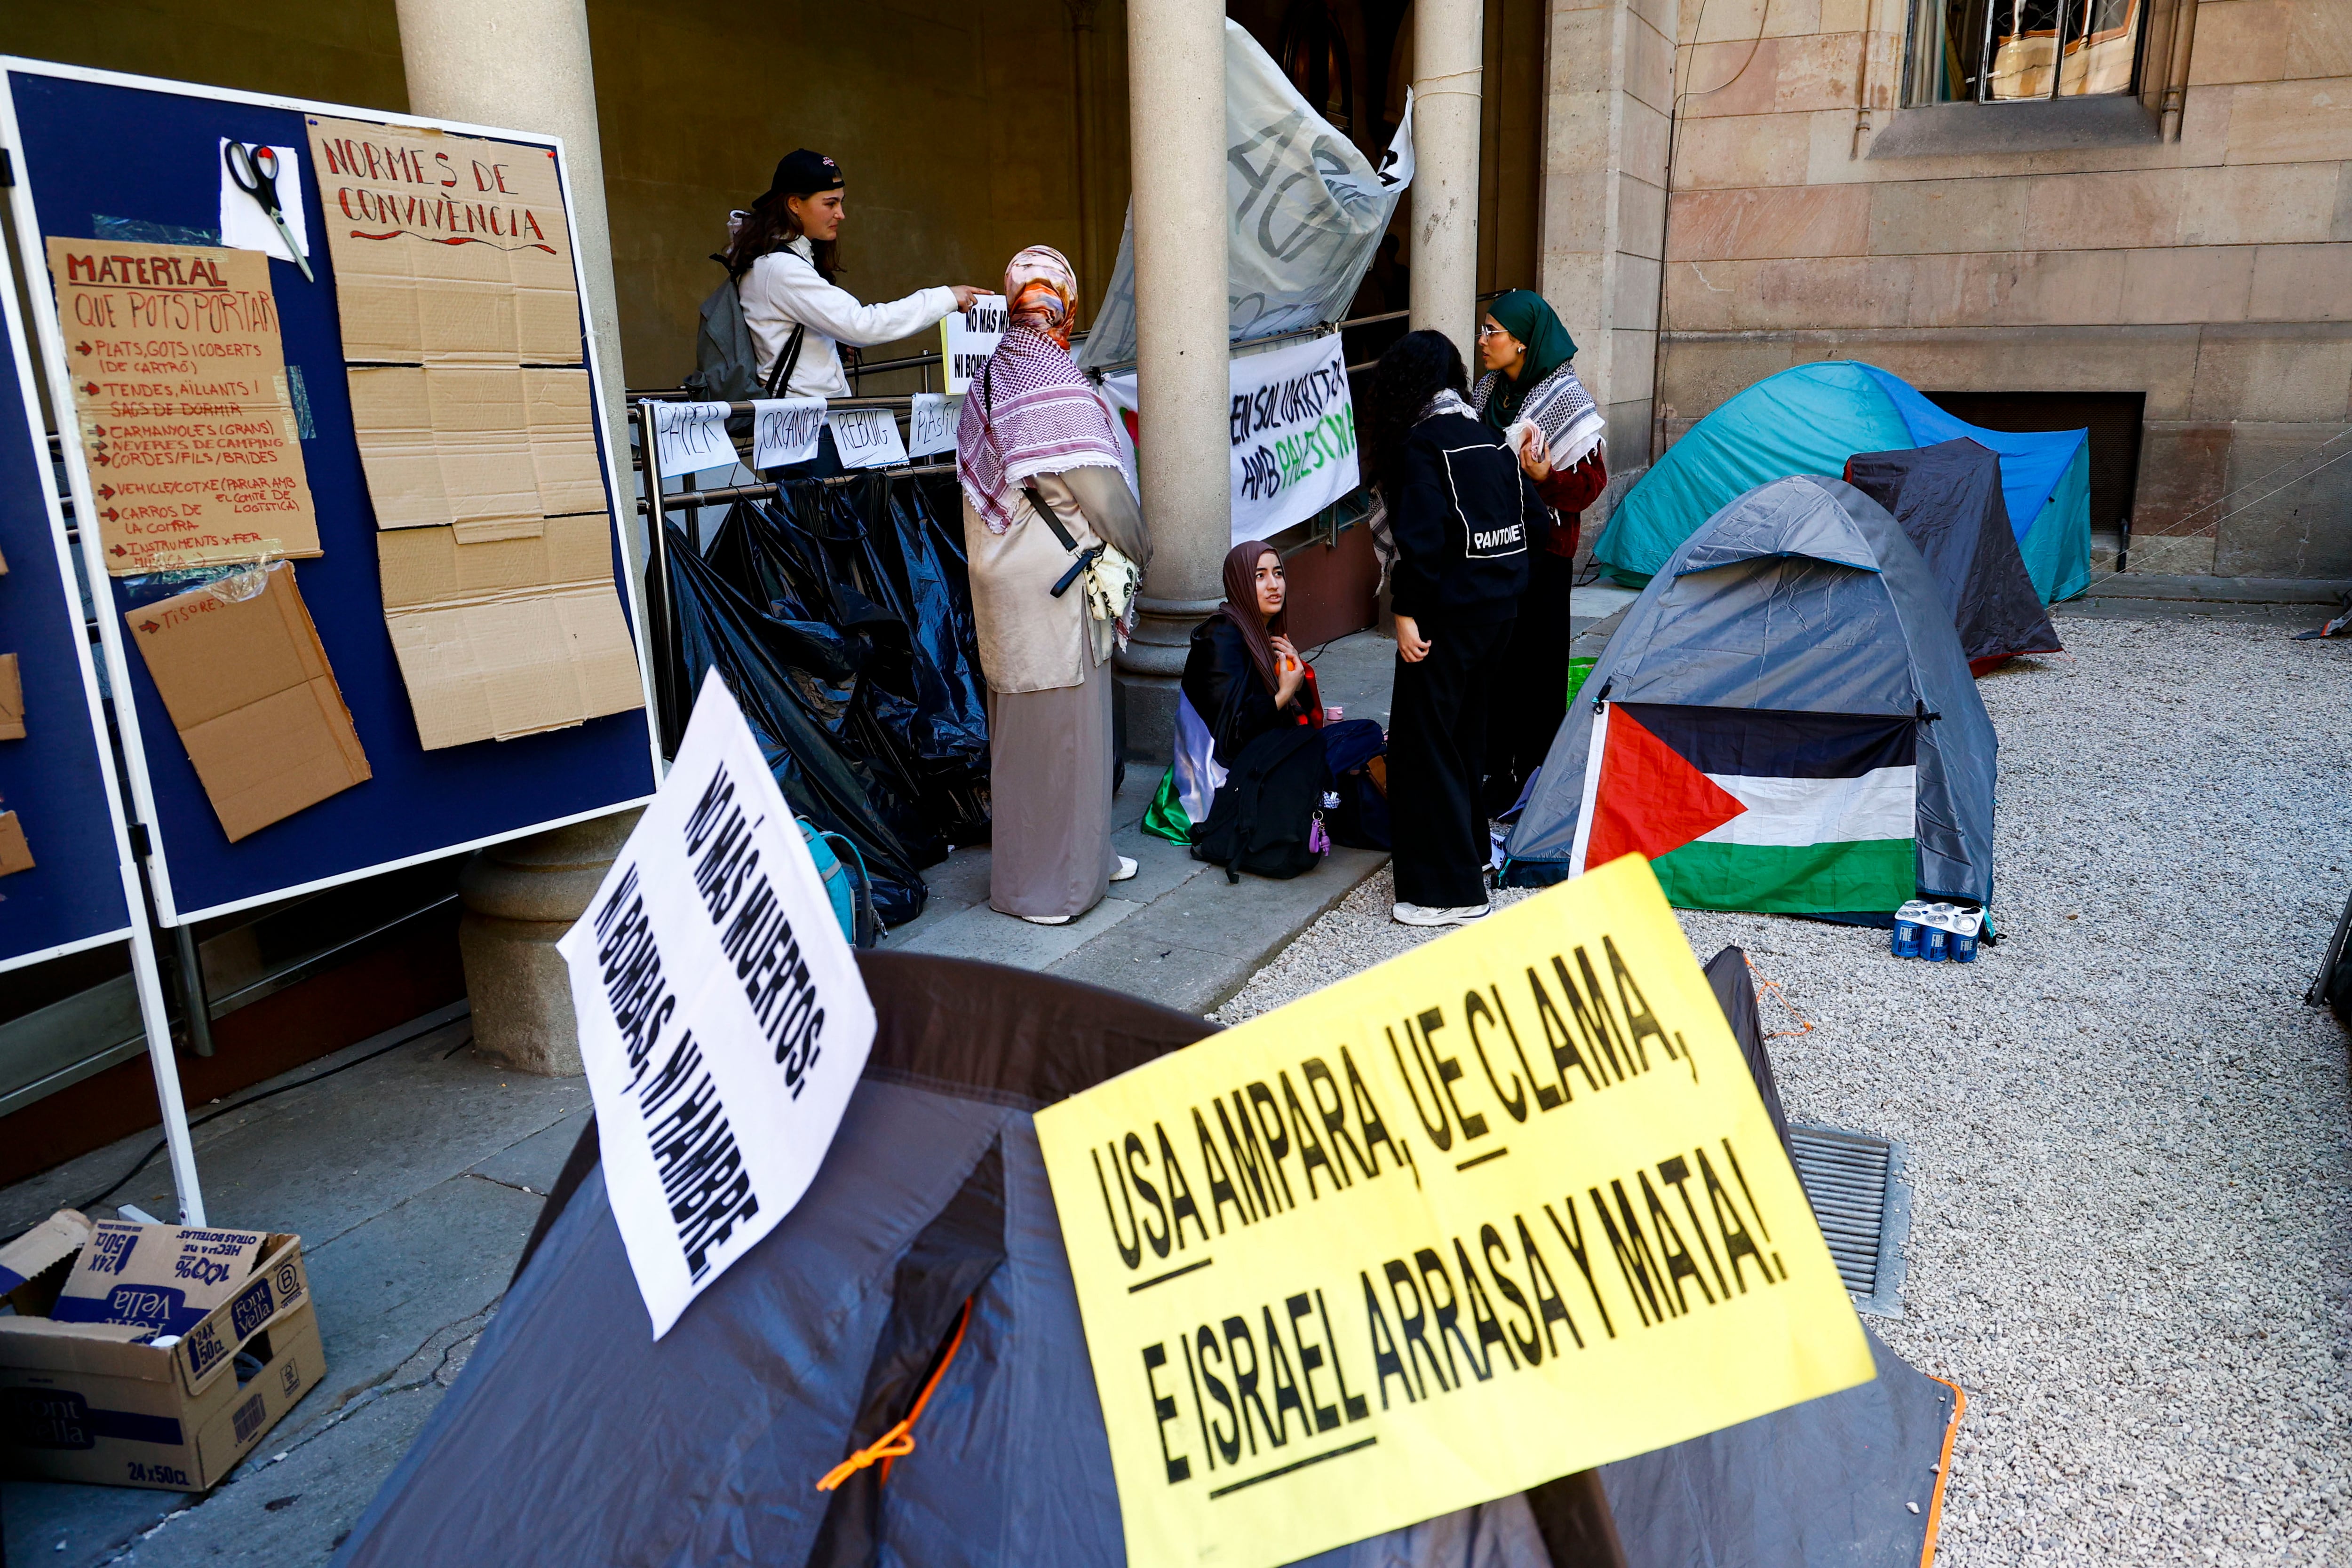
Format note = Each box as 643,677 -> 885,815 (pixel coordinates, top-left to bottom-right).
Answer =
799,822 -> 879,947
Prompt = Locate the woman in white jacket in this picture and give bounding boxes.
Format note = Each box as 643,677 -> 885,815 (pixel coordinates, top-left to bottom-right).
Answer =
725,148 -> 982,474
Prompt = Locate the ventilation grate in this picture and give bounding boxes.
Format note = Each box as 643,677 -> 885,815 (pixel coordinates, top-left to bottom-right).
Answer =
1787,1124 -> 1911,1318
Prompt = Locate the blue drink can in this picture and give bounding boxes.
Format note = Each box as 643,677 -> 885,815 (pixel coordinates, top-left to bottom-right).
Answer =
1952,913 -> 1980,964
1891,914 -> 1922,958
1923,923 -> 1950,962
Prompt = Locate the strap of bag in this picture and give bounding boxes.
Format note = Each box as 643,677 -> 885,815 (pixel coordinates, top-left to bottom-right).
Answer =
763,321 -> 807,400
983,359 -> 1101,594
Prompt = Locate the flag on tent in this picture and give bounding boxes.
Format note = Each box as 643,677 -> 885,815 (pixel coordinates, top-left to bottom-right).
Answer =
1569,703 -> 1918,914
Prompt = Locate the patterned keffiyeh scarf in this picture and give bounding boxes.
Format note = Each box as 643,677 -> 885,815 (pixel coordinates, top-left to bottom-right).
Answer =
1472,361 -> 1605,471
955,246 -> 1123,533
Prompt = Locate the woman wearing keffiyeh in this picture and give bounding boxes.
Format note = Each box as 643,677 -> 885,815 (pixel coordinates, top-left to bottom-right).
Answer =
957,246 -> 1152,926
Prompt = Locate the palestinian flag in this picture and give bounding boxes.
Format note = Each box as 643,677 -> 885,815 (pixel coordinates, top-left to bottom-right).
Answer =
1568,703 -> 1918,914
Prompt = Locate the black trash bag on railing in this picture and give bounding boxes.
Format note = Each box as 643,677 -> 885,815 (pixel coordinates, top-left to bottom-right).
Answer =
667,524 -> 931,928
878,476 -> 988,771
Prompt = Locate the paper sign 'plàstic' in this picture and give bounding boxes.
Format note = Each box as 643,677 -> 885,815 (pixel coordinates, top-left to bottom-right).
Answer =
1034,855 -> 1875,1568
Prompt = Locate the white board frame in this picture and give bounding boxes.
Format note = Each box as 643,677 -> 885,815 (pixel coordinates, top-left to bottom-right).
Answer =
0,56 -> 664,929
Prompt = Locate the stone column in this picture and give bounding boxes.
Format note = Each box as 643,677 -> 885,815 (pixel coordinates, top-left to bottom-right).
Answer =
1409,0 -> 1485,358
1538,0 -> 1675,497
398,0 -> 641,1075
1113,0 -> 1232,760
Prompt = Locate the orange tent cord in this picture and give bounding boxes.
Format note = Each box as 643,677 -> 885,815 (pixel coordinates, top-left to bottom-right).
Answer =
1918,1373 -> 1968,1566
1744,952 -> 1816,1040
816,1297 -> 975,1493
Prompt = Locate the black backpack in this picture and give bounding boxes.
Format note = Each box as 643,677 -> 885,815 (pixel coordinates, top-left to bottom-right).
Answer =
1192,724 -> 1327,883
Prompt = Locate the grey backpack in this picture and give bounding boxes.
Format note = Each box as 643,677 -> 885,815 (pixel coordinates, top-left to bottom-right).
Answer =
684,258 -> 803,404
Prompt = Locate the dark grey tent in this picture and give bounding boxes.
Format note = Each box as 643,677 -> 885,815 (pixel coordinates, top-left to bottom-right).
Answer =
332,953 -> 1957,1568
1502,475 -> 1997,919
1842,438 -> 2062,675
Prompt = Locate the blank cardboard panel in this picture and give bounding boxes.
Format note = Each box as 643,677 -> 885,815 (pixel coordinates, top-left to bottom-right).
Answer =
303,116 -> 581,367
378,516 -> 643,750
0,813 -> 31,876
0,653 -> 22,739
348,366 -> 601,540
126,564 -> 372,842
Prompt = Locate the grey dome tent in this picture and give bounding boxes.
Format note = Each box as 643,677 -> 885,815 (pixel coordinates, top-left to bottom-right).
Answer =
1502,476 -> 1996,919
1841,439 -> 2061,676
331,952 -> 1958,1568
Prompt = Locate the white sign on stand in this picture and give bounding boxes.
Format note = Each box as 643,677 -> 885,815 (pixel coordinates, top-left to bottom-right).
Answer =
751,397 -> 826,469
940,294 -> 1006,396
558,672 -> 877,1338
650,401 -> 735,479
827,406 -> 908,469
907,393 -> 959,459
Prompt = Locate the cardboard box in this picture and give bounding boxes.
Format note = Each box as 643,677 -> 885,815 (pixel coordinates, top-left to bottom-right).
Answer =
0,1232 -> 321,1492
126,563 -> 372,842
346,365 -> 604,541
0,811 -> 33,877
303,116 -> 582,367
377,516 -> 644,750
45,239 -> 322,574
0,651 -> 22,738
51,1221 -> 270,1338
0,1210 -> 88,1315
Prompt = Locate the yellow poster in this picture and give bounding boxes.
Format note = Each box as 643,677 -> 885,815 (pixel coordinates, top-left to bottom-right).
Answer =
1034,855 -> 1875,1568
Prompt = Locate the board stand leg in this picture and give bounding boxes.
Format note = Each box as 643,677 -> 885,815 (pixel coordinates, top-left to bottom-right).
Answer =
128,918 -> 207,1226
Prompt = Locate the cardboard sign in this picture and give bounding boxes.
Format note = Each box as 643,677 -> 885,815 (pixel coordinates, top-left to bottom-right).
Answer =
51,1220 -> 268,1338
0,813 -> 30,877
347,365 -> 604,541
45,238 -> 321,574
827,406 -> 907,470
215,140 -> 312,266
0,652 -> 23,739
557,672 -> 877,1338
907,392 -> 959,459
650,400 -> 734,480
750,397 -> 825,470
1033,855 -> 1874,1568
376,515 -> 643,750
126,563 -> 372,842
303,115 -> 580,366
940,293 -> 1006,396
1099,332 -> 1357,548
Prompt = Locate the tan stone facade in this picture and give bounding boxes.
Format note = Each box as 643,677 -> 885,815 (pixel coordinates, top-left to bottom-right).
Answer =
1585,0 -> 2352,578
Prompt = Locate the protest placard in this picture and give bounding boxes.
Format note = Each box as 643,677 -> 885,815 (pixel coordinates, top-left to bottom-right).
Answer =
557,671 -> 876,1338
1033,854 -> 1873,1568
940,294 -> 1006,396
751,396 -> 825,470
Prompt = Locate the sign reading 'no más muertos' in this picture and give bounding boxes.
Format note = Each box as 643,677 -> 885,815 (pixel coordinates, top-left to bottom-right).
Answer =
304,115 -> 581,367
1033,854 -> 1876,1568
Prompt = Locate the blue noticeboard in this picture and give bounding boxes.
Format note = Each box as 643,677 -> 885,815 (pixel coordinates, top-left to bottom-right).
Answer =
0,61 -> 660,925
0,226 -> 142,971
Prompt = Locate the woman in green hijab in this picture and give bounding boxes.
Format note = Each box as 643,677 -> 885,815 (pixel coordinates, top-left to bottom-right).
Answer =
1470,289 -> 1608,814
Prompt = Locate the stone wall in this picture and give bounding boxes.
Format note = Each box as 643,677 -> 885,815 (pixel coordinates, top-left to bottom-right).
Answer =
1653,0 -> 2352,578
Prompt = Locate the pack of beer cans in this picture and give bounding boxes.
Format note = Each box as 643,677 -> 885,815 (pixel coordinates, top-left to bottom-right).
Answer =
1891,900 -> 1981,963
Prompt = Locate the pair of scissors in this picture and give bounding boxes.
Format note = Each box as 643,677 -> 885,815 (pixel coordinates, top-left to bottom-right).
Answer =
223,141 -> 314,283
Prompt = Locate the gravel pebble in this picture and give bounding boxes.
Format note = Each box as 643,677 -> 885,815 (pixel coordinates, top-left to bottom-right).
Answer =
1220,617 -> 2352,1565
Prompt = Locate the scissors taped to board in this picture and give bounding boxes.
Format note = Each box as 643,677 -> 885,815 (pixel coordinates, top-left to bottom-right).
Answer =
224,141 -> 313,283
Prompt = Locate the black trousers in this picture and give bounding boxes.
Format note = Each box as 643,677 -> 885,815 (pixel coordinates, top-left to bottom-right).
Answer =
1389,616 -> 1514,909
1484,547 -> 1578,814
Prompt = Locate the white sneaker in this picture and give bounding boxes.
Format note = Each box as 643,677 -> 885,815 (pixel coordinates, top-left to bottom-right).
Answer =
1392,900 -> 1492,928
1110,855 -> 1139,883
1020,913 -> 1074,926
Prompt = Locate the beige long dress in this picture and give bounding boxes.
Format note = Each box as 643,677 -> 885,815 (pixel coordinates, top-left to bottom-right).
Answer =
964,467 -> 1149,920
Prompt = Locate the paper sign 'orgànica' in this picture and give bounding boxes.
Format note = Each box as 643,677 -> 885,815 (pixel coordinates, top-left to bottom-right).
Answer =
1034,854 -> 1875,1568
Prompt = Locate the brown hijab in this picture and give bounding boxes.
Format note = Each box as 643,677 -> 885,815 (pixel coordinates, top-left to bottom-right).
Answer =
1216,540 -> 1286,698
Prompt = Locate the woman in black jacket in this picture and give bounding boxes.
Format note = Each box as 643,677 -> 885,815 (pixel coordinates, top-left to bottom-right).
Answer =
1182,539 -> 1319,765
1366,330 -> 1543,927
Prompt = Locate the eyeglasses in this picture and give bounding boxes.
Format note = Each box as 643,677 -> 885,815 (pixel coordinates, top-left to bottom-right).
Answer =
1476,323 -> 1512,341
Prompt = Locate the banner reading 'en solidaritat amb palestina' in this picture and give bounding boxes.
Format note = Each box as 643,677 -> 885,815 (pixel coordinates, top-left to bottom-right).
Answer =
1033,855 -> 1875,1568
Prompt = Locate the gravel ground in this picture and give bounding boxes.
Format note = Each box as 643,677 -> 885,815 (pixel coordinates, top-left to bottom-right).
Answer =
1219,616 -> 2352,1566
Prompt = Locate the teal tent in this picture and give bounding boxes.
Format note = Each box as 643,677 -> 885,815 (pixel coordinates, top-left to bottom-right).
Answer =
1594,362 -> 2091,603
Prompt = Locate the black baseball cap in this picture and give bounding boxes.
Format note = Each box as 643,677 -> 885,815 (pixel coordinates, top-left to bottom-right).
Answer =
764,149 -> 844,202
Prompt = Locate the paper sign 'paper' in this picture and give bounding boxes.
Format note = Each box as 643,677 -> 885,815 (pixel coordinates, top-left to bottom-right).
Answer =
557,671 -> 876,1338
1034,855 -> 1875,1568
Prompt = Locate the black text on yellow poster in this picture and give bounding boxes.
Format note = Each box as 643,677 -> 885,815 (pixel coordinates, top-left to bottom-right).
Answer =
1034,855 -> 1876,1568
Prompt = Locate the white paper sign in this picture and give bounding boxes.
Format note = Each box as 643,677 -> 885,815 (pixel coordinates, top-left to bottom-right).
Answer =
556,672 -> 877,1339
828,406 -> 908,469
651,401 -> 735,479
216,141 -> 313,265
907,393 -> 960,459
1098,332 -> 1357,546
751,396 -> 826,469
941,294 -> 1007,396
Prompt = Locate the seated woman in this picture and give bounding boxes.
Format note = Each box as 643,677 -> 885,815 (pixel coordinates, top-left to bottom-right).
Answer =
1470,290 -> 1607,813
1183,540 -> 1320,766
